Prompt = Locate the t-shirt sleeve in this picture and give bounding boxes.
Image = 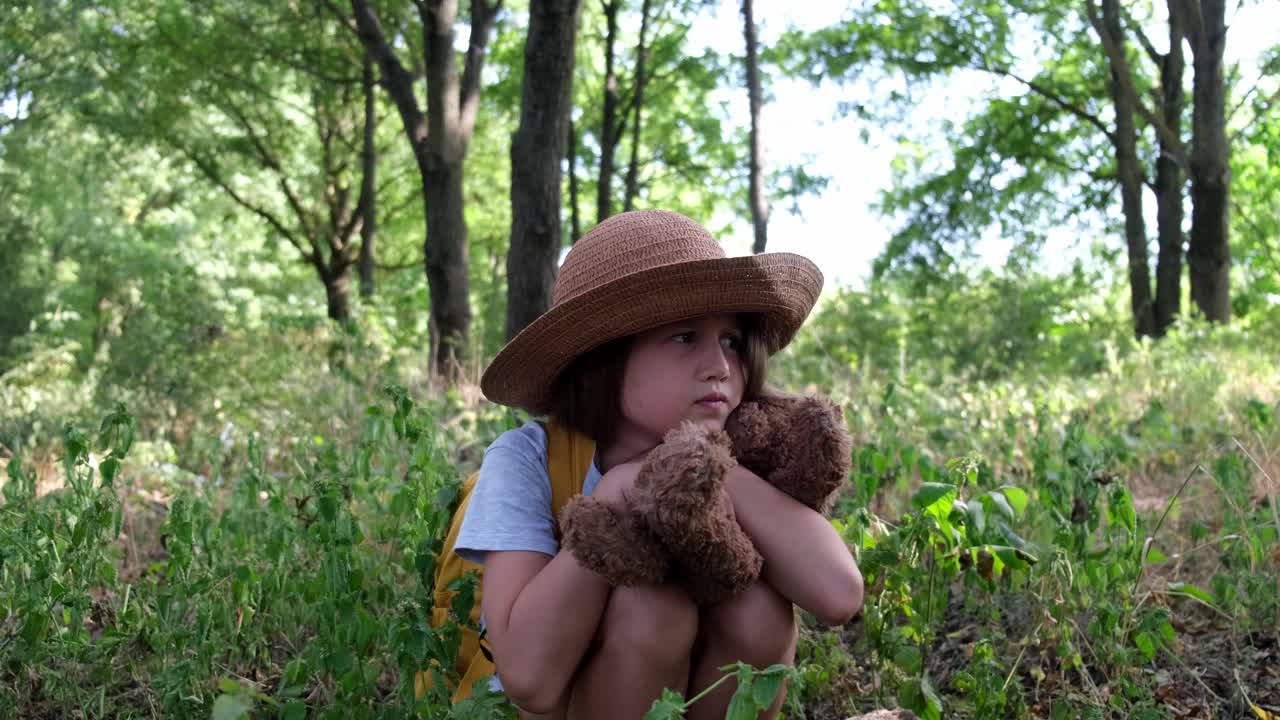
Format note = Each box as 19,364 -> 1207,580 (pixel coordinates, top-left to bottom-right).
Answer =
454,422 -> 558,565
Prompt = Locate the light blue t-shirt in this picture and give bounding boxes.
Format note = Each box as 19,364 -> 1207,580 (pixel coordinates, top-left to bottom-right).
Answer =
455,421 -> 603,565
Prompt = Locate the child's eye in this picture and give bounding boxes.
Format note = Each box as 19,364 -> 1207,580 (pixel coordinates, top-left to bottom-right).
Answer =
721,334 -> 742,351
672,332 -> 695,344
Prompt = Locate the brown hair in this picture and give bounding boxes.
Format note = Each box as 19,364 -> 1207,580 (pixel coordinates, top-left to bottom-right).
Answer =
548,314 -> 770,450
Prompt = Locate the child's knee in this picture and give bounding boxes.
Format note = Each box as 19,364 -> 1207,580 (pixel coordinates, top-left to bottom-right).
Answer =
705,581 -> 797,665
601,584 -> 699,663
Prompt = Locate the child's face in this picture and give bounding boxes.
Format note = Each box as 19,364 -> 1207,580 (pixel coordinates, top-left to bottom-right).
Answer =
616,313 -> 746,449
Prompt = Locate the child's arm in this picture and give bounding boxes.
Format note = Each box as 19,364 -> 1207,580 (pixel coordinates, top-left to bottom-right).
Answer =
724,464 -> 863,626
480,461 -> 642,713
481,549 -> 609,712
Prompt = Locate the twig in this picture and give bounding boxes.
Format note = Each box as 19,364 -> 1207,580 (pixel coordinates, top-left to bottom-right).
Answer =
1150,589 -> 1234,623
1001,621 -> 1043,696
1232,437 -> 1280,533
1160,645 -> 1225,703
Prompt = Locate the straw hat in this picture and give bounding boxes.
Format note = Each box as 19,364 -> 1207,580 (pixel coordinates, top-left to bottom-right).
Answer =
481,209 -> 823,413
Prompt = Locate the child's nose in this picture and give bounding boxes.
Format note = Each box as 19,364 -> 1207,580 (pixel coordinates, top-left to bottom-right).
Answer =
698,339 -> 731,380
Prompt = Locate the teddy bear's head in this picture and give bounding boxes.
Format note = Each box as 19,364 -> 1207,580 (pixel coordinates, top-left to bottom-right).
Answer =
725,392 -> 852,513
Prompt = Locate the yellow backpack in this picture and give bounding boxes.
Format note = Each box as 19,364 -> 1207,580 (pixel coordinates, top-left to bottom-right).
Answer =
415,420 -> 596,704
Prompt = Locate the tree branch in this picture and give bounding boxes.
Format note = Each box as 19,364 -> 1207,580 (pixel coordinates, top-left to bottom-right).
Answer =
375,255 -> 426,271
982,62 -> 1114,143
176,145 -> 317,266
219,96 -> 322,247
1120,4 -> 1163,66
349,0 -> 429,150
1227,80 -> 1280,146
1086,0 -> 1186,164
458,0 -> 503,143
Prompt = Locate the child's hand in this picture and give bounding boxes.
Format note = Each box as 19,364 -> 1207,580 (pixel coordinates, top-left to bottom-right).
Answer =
590,460 -> 644,503
559,459 -> 670,587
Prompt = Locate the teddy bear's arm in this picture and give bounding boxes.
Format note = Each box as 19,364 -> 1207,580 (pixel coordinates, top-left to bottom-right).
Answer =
635,423 -> 764,605
558,495 -> 669,586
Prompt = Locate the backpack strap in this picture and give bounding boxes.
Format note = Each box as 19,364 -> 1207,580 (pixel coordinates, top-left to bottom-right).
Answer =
544,419 -> 597,539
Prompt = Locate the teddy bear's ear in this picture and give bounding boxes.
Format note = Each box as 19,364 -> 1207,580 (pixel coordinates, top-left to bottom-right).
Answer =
768,394 -> 852,513
725,400 -> 769,447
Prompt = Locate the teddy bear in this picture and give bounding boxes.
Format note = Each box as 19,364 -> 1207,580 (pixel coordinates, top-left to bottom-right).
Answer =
559,392 -> 852,605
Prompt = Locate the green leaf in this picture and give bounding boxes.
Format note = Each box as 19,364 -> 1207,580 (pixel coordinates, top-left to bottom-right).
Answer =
1134,631 -> 1156,660
643,689 -> 688,720
281,701 -> 306,720
726,670 -> 759,720
751,672 -> 785,709
1168,582 -> 1217,606
1145,547 -> 1169,564
986,492 -> 1015,521
893,645 -> 923,674
965,499 -> 986,535
911,482 -> 956,511
921,673 -> 944,716
211,694 -> 252,720
999,486 -> 1028,515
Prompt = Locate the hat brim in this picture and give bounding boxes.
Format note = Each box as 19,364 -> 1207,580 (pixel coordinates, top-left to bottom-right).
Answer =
481,252 -> 822,413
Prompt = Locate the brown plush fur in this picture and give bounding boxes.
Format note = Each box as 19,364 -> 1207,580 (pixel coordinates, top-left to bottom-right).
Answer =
632,423 -> 763,605
559,493 -> 669,586
559,392 -> 852,605
726,393 -> 852,514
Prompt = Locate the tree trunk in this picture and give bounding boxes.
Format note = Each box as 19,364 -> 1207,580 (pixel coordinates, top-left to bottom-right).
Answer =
569,118 -> 582,243
350,0 -> 500,379
323,265 -> 353,323
623,0 -> 652,212
359,50 -> 378,299
507,0 -> 583,340
743,0 -> 768,253
1185,0 -> 1231,322
596,0 -> 620,223
1153,0 -> 1185,336
1090,0 -> 1155,338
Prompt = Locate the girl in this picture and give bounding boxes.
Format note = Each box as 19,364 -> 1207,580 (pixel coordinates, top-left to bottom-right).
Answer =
455,210 -> 863,719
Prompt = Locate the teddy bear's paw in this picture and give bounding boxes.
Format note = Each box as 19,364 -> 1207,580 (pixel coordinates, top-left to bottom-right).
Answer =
774,395 -> 852,512
560,496 -> 668,586
724,400 -> 774,466
635,422 -> 735,506
676,541 -> 764,606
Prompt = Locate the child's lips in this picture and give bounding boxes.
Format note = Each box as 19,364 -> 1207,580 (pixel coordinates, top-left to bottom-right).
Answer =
696,393 -> 729,409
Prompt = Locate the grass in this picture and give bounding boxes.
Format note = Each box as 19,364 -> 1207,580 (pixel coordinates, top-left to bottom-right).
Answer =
1,321 -> 1278,719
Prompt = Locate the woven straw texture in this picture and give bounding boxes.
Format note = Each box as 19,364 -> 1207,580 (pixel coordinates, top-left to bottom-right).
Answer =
481,210 -> 822,413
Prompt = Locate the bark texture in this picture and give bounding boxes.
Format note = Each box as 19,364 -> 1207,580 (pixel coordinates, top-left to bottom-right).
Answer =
1153,0 -> 1186,335
350,0 -> 502,378
1089,0 -> 1155,338
1185,0 -> 1231,322
743,0 -> 769,253
359,50 -> 377,299
596,0 -> 620,223
507,0 -> 583,340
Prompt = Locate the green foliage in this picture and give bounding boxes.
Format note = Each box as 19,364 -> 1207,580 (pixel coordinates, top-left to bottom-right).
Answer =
0,392 -> 518,719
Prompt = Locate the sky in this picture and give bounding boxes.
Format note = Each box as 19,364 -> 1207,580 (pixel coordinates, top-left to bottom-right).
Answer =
688,0 -> 1280,291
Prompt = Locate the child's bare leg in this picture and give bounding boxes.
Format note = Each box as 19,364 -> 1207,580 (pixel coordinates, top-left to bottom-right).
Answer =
685,580 -> 798,720
565,583 -> 699,719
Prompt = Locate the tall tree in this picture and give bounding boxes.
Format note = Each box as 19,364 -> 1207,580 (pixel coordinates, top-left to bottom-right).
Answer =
568,117 -> 583,242
1145,0 -> 1187,335
780,0 -> 1256,337
1185,0 -> 1231,322
359,50 -> 379,300
596,0 -> 622,223
623,0 -> 654,211
507,0 -> 584,339
742,0 -> 768,253
1087,0 -> 1155,337
88,3 -> 377,324
345,0 -> 503,378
